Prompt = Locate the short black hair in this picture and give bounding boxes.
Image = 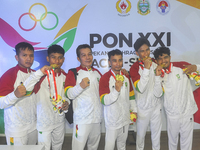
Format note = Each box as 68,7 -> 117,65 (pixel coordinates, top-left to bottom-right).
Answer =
47,44 -> 65,56
134,38 -> 150,52
153,46 -> 171,60
76,44 -> 92,58
108,49 -> 123,60
15,42 -> 34,55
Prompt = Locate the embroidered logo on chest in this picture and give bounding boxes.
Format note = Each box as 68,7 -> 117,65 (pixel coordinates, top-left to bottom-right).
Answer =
176,74 -> 180,80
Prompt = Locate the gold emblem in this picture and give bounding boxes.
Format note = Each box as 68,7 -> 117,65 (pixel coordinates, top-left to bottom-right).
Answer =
51,64 -> 59,69
116,74 -> 124,82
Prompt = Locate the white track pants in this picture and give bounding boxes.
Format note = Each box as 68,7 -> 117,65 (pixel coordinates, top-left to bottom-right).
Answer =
136,103 -> 162,150
72,123 -> 101,150
38,122 -> 65,150
105,124 -> 129,150
167,114 -> 194,150
6,129 -> 37,145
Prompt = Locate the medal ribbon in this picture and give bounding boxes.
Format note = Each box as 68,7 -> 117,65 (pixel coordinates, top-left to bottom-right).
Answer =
46,69 -> 58,101
111,70 -> 123,80
138,58 -> 152,70
161,62 -> 172,77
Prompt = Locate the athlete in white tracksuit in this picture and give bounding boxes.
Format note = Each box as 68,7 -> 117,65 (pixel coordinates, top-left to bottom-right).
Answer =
64,44 -> 103,150
99,49 -> 137,150
130,38 -> 163,150
23,44 -> 69,150
0,42 -> 37,146
153,46 -> 198,150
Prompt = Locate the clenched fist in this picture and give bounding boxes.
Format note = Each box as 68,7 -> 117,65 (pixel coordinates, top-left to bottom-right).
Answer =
115,80 -> 123,92
155,65 -> 163,76
80,77 -> 90,89
14,85 -> 26,98
144,57 -> 152,69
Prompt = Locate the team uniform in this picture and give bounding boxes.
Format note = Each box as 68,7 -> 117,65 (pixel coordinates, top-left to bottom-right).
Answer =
64,66 -> 102,150
99,70 -> 137,150
24,69 -> 68,150
129,59 -> 163,150
161,62 -> 198,150
0,65 -> 37,145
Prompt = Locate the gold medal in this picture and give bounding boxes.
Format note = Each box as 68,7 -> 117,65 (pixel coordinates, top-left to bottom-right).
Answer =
161,63 -> 165,67
51,64 -> 59,69
142,56 -> 151,61
116,74 -> 124,82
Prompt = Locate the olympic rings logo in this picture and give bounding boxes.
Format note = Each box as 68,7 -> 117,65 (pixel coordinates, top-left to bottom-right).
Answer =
18,3 -> 58,31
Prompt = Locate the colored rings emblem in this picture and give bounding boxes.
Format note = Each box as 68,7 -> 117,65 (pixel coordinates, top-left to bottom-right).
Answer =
18,3 -> 58,31
18,13 -> 37,31
40,12 -> 58,30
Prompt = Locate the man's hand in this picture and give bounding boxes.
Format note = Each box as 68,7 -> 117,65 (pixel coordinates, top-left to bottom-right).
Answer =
40,65 -> 53,75
61,101 -> 69,111
121,69 -> 129,75
155,65 -> 163,76
183,65 -> 197,74
80,77 -> 90,89
144,57 -> 152,69
14,85 -> 26,98
115,80 -> 123,92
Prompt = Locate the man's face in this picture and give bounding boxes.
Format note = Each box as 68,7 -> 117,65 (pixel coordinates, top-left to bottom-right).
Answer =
47,53 -> 65,69
15,48 -> 34,69
77,48 -> 93,68
156,53 -> 171,69
109,54 -> 123,74
136,44 -> 150,60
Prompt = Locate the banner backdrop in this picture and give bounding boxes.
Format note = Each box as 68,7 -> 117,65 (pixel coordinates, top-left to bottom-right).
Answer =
0,0 -> 200,133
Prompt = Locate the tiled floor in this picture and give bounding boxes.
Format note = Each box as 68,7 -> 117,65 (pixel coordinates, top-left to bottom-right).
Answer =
0,130 -> 200,150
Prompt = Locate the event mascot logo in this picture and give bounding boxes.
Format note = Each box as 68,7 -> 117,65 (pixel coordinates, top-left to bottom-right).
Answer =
0,3 -> 87,70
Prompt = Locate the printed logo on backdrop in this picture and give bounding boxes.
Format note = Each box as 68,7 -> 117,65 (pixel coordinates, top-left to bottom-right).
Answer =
19,3 -> 59,31
137,0 -> 150,15
156,0 -> 170,15
0,3 -> 87,70
90,32 -> 171,68
116,0 -> 131,16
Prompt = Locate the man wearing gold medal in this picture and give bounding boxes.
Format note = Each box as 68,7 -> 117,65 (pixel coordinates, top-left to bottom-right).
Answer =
99,49 -> 137,150
23,45 -> 69,150
129,38 -> 163,150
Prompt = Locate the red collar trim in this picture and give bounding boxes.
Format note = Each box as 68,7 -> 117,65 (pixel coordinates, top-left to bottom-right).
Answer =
79,65 -> 94,71
16,65 -> 31,73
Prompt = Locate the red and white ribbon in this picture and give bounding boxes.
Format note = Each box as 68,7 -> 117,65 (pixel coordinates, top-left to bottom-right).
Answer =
46,69 -> 58,101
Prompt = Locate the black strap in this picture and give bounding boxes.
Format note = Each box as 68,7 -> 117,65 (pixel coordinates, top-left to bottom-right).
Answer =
65,68 -> 78,124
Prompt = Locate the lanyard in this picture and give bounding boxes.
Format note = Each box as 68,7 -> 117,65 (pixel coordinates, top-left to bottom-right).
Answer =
111,70 -> 124,81
46,69 -> 58,101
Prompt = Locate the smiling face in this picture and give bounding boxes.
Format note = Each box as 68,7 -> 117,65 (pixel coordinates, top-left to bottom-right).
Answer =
15,48 -> 34,69
136,44 -> 150,60
46,53 -> 65,72
156,53 -> 171,69
77,48 -> 93,69
109,54 -> 123,74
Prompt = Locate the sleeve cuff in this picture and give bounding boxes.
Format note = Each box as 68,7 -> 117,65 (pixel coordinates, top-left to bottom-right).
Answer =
36,69 -> 45,78
197,65 -> 200,72
143,68 -> 150,76
113,88 -> 120,96
10,91 -> 19,101
154,76 -> 161,82
76,83 -> 84,92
